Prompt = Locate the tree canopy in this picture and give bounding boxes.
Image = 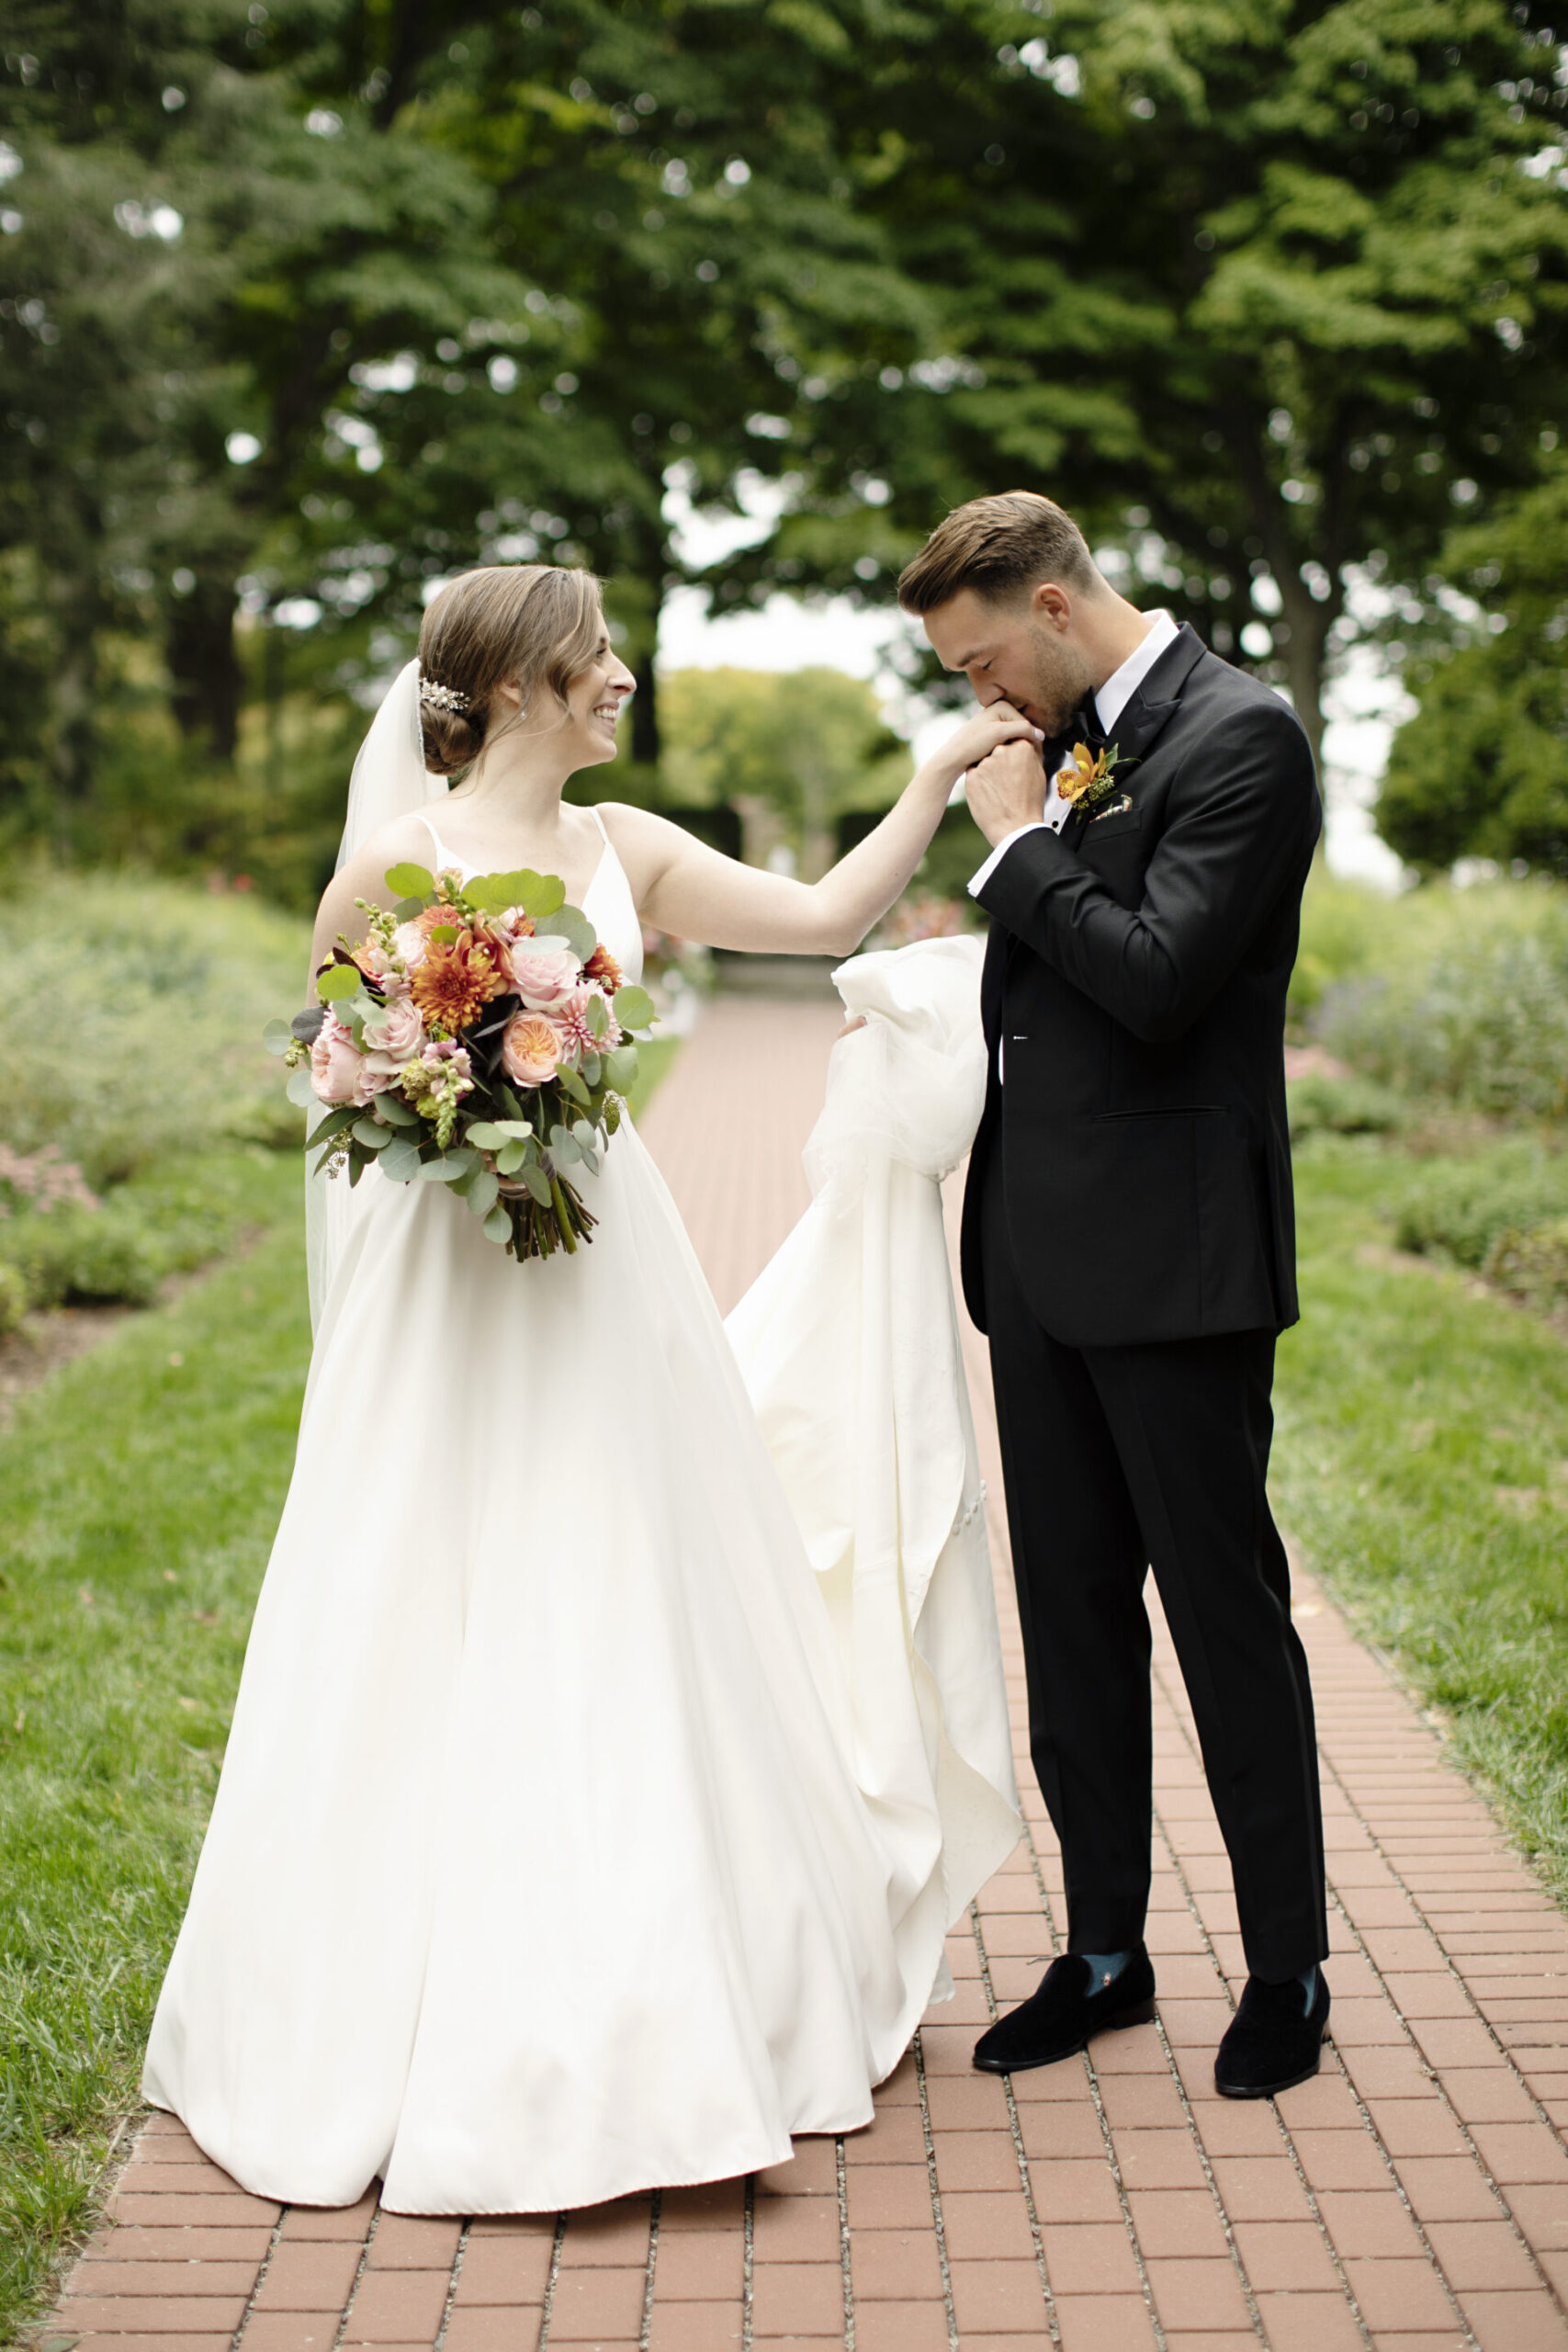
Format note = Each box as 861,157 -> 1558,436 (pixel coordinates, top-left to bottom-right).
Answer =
3,0 -> 1562,895
1377,458 -> 1568,876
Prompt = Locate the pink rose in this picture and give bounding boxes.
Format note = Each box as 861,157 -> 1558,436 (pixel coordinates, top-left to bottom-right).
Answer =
501,1009 -> 564,1087
310,1013 -> 364,1106
505,939 -> 581,1010
392,920 -> 427,971
362,994 -> 424,1060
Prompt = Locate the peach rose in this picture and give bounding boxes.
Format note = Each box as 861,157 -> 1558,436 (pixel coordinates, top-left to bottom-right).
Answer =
501,1009 -> 564,1088
506,939 -> 581,1010
310,1013 -> 364,1105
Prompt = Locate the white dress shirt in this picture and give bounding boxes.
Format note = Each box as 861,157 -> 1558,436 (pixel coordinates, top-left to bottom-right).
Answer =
966,610 -> 1180,899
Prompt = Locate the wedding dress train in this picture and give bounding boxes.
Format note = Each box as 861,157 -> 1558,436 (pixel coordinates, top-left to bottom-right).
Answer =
142,820 -> 1017,2213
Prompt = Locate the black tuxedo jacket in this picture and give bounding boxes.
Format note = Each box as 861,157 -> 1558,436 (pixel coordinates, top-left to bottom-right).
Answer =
961,625 -> 1321,1350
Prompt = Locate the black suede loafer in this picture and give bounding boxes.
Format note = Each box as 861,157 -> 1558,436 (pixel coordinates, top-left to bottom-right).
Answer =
974,1946 -> 1156,2075
1214,1970 -> 1331,2099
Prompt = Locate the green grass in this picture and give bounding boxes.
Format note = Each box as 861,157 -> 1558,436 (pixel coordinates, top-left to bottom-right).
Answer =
1276,1139 -> 1568,1898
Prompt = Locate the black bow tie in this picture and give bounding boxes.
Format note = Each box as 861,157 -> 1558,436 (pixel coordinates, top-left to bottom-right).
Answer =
1067,699 -> 1106,752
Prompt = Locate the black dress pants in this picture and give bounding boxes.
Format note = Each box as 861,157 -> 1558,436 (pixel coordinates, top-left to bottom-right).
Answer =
981,1150 -> 1328,1981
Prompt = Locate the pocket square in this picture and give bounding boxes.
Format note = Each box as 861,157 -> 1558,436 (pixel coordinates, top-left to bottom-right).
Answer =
1091,793 -> 1134,822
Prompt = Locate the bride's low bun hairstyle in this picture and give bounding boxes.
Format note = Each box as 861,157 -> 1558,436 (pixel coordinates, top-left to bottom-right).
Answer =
417,563 -> 605,778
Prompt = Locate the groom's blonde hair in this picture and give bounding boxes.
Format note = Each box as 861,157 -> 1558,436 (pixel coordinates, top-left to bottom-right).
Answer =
898,491 -> 1101,612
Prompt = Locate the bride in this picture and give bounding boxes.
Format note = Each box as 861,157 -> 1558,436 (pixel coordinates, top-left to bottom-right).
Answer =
142,561 -> 1035,2216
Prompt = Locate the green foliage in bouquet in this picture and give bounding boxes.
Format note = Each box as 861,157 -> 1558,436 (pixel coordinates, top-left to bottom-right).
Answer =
269,865 -> 656,1261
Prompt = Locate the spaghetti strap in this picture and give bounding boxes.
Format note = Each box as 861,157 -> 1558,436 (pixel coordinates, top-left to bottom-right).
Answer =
587,803 -> 611,846
419,811 -> 451,870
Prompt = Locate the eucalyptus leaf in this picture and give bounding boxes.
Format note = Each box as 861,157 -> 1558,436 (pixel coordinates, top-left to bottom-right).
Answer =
585,994 -> 609,1039
523,1164 -> 552,1206
580,1147 -> 601,1175
385,861 -> 434,899
418,1157 -> 468,1182
305,1106 -> 357,1149
379,1139 -> 423,1182
581,1051 -> 602,1088
496,1140 -> 527,1175
351,1118 -> 392,1149
467,867 -> 567,919
373,1091 -> 419,1126
290,1005 -> 326,1046
466,1119 -> 532,1150
604,1045 -> 638,1090
571,1118 -> 595,1149
262,1019 -> 291,1057
614,983 -> 657,1032
392,896 -> 425,922
467,1168 -> 500,1218
482,1204 -> 513,1243
536,904 -> 595,963
557,1067 -> 591,1110
286,1066 -> 319,1109
348,1153 -> 366,1187
549,1125 -> 581,1166
317,962 -> 362,1003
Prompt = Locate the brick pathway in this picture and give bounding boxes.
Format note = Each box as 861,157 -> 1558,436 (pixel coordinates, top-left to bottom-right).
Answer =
47,997 -> 1568,2352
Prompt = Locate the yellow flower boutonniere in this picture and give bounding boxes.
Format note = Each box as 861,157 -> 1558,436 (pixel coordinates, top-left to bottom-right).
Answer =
1055,741 -> 1134,819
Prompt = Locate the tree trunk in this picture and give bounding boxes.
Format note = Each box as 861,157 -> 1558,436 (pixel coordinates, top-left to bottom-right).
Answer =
1232,420 -> 1343,854
1271,572 -> 1333,785
167,578 -> 243,760
631,648 -> 660,768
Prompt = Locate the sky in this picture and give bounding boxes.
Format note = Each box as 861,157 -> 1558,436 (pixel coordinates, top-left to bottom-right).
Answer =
658,479 -> 1408,889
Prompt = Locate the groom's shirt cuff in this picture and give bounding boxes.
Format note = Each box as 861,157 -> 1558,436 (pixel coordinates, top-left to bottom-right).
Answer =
967,770 -> 1074,898
968,823 -> 1045,898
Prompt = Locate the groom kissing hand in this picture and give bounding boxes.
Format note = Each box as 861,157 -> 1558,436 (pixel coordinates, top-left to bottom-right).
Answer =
900,491 -> 1331,2102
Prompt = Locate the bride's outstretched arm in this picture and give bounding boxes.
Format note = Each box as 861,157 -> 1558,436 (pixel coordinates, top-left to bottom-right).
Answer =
608,703 -> 1043,956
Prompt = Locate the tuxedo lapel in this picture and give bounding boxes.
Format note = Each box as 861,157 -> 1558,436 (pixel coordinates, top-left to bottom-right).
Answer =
1106,624 -> 1206,767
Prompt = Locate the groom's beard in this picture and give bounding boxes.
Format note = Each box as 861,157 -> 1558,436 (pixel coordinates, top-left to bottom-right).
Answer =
1018,627 -> 1098,738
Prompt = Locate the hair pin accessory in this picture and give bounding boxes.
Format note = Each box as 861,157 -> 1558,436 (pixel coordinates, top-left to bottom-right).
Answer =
419,677 -> 471,714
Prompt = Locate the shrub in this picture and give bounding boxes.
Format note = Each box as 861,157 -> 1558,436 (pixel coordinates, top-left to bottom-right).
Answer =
0,1260 -> 26,1334
1287,1070 -> 1405,1142
0,868 -> 310,1183
1485,1217 -> 1568,1312
0,1203 -> 163,1309
1392,1148 -> 1568,1271
1314,883 -> 1568,1123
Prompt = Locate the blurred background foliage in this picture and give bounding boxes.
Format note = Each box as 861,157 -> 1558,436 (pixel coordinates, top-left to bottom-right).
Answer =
1,0 -> 1564,902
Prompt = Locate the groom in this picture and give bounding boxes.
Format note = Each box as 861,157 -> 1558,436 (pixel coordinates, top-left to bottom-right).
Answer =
898,492 -> 1330,2098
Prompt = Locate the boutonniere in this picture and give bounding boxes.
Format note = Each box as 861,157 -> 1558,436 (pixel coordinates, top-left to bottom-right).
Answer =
1055,741 -> 1135,820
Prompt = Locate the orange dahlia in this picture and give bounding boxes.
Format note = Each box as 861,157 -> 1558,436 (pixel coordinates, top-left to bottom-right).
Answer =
411,931 -> 508,1033
583,942 -> 624,993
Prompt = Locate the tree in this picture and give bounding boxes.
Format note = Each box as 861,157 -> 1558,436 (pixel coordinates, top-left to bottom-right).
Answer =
660,665 -> 908,876
1376,458 -> 1568,875
705,0 -> 1568,773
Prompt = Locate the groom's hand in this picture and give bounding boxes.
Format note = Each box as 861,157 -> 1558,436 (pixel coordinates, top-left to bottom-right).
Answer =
931,699 -> 1043,793
966,739 -> 1050,847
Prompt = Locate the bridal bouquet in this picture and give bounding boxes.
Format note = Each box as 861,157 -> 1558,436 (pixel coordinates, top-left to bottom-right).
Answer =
265,860 -> 656,1260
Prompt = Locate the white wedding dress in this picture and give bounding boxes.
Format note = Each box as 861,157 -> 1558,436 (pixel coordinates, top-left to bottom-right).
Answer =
142,768 -> 1018,2213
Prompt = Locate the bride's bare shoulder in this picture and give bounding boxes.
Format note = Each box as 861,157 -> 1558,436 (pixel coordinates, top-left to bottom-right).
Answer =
334,811 -> 444,895
592,802 -> 705,879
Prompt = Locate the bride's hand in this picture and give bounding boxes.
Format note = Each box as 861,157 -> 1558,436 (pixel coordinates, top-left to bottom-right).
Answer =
932,700 -> 1044,790
837,1014 -> 867,1041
